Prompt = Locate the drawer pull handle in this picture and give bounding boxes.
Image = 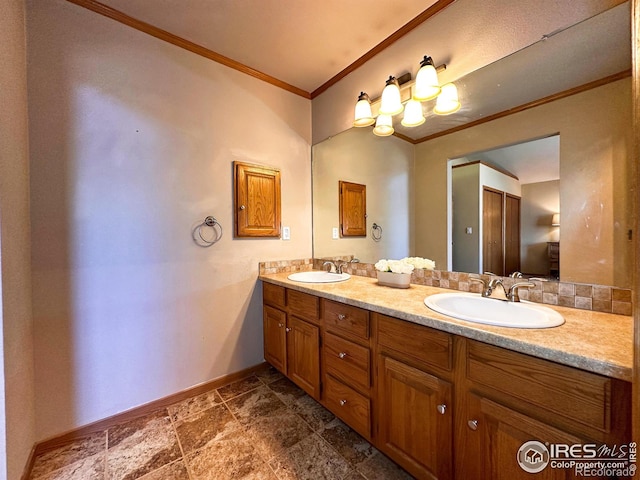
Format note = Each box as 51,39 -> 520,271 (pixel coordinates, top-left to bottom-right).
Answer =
338,352 -> 348,359
285,327 -> 291,333
339,399 -> 347,406
437,404 -> 447,415
468,419 -> 478,431
337,313 -> 346,321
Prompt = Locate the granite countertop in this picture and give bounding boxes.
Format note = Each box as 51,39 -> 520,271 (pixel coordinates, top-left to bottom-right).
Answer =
259,272 -> 634,382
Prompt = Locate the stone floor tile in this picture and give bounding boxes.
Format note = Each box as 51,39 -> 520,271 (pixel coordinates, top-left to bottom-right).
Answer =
255,365 -> 285,385
268,434 -> 352,480
138,459 -> 190,480
225,385 -> 287,425
168,389 -> 223,422
355,450 -> 414,480
245,409 -> 313,461
174,403 -> 243,454
318,418 -> 375,466
30,432 -> 106,480
267,377 -> 306,406
186,434 -> 276,480
291,395 -> 335,432
106,410 -> 182,480
216,375 -> 263,401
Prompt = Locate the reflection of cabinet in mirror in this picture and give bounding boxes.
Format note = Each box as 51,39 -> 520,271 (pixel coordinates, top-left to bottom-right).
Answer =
233,161 -> 281,238
339,181 -> 366,237
482,187 -> 521,276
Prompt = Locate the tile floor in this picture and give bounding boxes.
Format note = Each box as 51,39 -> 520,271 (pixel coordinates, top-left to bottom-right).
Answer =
29,367 -> 414,479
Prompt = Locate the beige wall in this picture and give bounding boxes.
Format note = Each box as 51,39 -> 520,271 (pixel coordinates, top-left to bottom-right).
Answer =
414,79 -> 632,287
27,0 -> 312,440
0,0 -> 37,477
312,128 -> 414,263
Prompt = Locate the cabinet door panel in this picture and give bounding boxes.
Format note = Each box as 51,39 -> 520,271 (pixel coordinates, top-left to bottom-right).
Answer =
287,316 -> 320,399
465,393 -> 582,480
378,355 -> 452,479
263,306 -> 287,373
234,161 -> 281,237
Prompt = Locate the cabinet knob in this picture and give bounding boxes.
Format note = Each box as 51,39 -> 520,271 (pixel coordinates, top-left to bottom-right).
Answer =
285,327 -> 291,333
339,399 -> 347,406
278,323 -> 284,328
337,313 -> 346,321
239,205 -> 246,210
338,352 -> 348,359
467,419 -> 478,431
437,404 -> 447,415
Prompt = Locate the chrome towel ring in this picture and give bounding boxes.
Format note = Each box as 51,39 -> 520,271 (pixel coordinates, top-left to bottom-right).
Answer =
371,223 -> 383,241
193,216 -> 223,247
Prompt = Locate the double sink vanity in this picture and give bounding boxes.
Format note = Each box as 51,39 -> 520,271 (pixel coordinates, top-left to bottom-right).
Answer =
260,268 -> 632,479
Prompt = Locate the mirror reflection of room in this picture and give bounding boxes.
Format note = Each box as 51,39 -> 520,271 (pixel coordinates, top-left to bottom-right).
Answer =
450,135 -> 560,280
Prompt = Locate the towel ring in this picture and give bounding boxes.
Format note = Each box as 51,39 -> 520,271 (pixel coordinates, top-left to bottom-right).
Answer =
371,223 -> 383,241
193,216 -> 223,247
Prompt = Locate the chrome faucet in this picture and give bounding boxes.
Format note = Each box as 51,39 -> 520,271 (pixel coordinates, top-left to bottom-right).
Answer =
470,275 -> 535,302
323,260 -> 349,274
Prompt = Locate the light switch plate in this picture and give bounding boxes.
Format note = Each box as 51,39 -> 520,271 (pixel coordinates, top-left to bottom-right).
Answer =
282,226 -> 290,240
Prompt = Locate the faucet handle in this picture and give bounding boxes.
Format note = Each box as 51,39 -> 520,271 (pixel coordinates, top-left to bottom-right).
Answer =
469,275 -> 491,296
508,281 -> 536,302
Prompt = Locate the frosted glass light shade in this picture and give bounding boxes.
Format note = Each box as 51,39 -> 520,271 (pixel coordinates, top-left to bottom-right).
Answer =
401,99 -> 425,127
551,213 -> 560,226
353,92 -> 375,127
433,83 -> 461,115
414,63 -> 440,101
379,77 -> 403,116
373,114 -> 394,136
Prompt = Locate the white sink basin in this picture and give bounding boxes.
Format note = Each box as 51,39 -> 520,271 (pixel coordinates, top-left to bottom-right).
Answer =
287,271 -> 351,283
424,292 -> 564,329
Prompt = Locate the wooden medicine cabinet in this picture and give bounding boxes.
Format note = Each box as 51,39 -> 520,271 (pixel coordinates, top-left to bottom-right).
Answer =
234,161 -> 281,237
339,181 -> 366,237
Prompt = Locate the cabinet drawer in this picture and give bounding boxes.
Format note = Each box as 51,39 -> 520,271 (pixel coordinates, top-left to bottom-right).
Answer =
263,283 -> 285,308
324,332 -> 370,393
377,314 -> 453,372
467,341 -> 612,432
288,289 -> 319,323
323,300 -> 369,340
324,374 -> 371,438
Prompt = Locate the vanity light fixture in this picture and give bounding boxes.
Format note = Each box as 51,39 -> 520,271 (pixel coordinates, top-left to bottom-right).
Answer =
373,114 -> 394,136
413,56 -> 441,101
352,54 -> 460,137
401,97 -> 426,127
353,92 -> 375,127
551,213 -> 560,226
433,83 -> 461,115
379,76 -> 404,116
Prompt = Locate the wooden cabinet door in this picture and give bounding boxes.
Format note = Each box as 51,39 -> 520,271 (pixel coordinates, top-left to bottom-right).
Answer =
483,187 -> 504,275
287,316 -> 320,399
377,355 -> 453,480
460,393 -> 582,480
504,194 -> 521,275
339,181 -> 366,236
234,161 -> 281,237
263,305 -> 287,373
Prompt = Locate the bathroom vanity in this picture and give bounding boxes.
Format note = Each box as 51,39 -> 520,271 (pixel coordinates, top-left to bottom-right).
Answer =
260,272 -> 632,480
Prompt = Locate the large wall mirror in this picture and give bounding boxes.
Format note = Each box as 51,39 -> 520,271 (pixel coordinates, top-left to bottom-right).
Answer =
312,2 -> 633,288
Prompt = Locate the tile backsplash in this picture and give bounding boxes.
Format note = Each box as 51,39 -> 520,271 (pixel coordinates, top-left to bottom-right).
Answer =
258,258 -> 633,316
